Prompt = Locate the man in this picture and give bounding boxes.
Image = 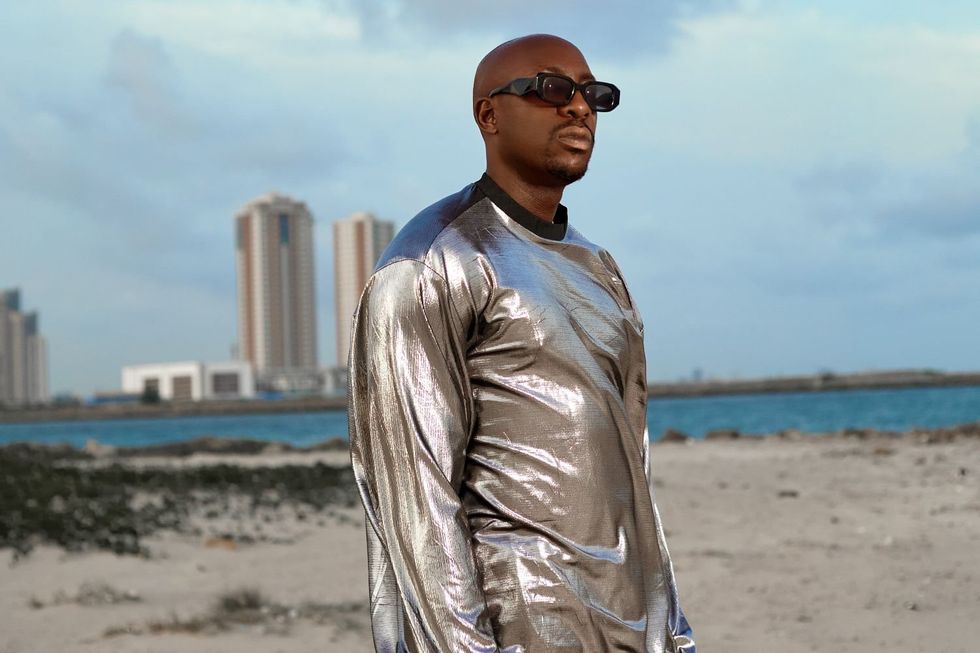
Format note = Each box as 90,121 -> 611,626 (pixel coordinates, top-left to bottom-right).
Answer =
348,34 -> 694,652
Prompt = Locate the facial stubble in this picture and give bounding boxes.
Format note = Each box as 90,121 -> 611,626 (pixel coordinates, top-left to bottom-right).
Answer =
544,124 -> 592,184
545,157 -> 588,183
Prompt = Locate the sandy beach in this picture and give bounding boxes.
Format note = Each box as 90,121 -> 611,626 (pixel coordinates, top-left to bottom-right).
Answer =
2,426 -> 978,653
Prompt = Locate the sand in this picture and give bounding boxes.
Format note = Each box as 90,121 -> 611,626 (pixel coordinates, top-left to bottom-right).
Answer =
1,433 -> 978,652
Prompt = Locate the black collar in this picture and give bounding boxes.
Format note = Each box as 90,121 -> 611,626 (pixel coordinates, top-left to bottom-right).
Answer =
476,173 -> 568,241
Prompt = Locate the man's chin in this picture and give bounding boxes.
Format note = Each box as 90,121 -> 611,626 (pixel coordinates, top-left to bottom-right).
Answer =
545,161 -> 588,185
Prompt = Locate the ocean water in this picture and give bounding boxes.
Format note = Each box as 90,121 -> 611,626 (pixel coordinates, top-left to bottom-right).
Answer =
645,385 -> 980,437
1,385 -> 978,449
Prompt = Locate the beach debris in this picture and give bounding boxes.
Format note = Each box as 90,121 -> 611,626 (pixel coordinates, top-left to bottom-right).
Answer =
777,489 -> 800,499
205,536 -> 237,550
691,548 -> 734,559
220,587 -> 264,613
84,439 -> 116,458
29,582 -> 142,609
76,582 -> 142,606
102,587 -> 369,639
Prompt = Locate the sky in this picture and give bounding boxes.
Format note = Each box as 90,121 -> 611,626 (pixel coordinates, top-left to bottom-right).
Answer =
2,0 -> 979,396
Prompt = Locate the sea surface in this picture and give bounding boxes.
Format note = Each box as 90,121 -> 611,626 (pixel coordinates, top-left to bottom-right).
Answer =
1,385 -> 978,450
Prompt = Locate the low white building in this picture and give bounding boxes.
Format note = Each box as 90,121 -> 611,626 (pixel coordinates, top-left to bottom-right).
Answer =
321,365 -> 348,397
121,360 -> 255,401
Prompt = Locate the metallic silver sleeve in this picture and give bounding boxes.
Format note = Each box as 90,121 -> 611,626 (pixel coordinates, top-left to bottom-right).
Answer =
349,179 -> 694,653
349,260 -> 501,652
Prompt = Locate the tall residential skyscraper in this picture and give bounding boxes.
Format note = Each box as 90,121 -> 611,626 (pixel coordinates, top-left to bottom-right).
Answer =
0,289 -> 48,406
333,212 -> 394,366
235,193 -> 318,390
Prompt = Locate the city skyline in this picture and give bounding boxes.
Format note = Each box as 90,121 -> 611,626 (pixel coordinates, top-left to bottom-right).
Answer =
3,1 -> 979,396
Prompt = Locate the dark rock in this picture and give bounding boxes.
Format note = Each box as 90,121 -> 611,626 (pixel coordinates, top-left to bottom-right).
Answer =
659,428 -> 691,443
842,428 -> 876,439
305,437 -> 350,452
115,437 -> 279,458
705,429 -> 740,440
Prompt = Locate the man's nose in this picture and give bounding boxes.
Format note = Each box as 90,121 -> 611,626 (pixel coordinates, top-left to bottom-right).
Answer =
559,88 -> 592,120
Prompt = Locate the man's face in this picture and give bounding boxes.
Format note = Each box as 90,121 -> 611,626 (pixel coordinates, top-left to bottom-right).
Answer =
490,42 -> 599,186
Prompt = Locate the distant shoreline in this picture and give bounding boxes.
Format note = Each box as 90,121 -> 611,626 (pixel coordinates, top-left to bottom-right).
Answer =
2,369 -> 978,425
646,369 -> 980,398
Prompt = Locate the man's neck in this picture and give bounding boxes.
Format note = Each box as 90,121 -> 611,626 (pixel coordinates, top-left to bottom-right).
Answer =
484,166 -> 565,223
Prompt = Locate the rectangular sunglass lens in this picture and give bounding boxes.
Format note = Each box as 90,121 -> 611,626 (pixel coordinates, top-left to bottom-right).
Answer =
588,84 -> 618,111
539,76 -> 575,105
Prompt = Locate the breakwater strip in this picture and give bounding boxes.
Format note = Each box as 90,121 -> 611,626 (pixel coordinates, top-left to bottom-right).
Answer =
0,395 -> 347,425
647,369 -> 980,397
2,369 -> 978,425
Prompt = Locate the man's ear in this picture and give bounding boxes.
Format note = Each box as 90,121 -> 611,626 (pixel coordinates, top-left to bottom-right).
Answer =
474,98 -> 498,135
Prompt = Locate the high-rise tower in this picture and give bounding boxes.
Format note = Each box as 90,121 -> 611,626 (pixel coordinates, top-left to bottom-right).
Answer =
0,289 -> 48,406
235,193 -> 318,391
333,212 -> 394,366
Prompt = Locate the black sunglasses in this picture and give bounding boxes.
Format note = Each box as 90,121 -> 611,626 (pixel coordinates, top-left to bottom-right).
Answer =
488,72 -> 621,112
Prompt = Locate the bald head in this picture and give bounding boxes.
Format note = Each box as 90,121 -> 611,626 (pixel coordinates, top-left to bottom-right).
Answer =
473,34 -> 599,195
472,34 -> 587,106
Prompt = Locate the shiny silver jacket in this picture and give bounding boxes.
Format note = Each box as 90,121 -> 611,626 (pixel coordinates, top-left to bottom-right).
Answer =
348,174 -> 695,652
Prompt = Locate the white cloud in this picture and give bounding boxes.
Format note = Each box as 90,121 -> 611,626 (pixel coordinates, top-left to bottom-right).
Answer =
342,0 -> 736,57
119,0 -> 361,61
621,11 -> 980,165
105,30 -> 194,136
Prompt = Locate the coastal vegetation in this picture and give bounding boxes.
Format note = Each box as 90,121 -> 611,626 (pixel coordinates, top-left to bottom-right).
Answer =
0,439 -> 358,558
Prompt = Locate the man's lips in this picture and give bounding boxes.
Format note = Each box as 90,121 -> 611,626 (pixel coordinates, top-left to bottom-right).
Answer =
554,125 -> 593,151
